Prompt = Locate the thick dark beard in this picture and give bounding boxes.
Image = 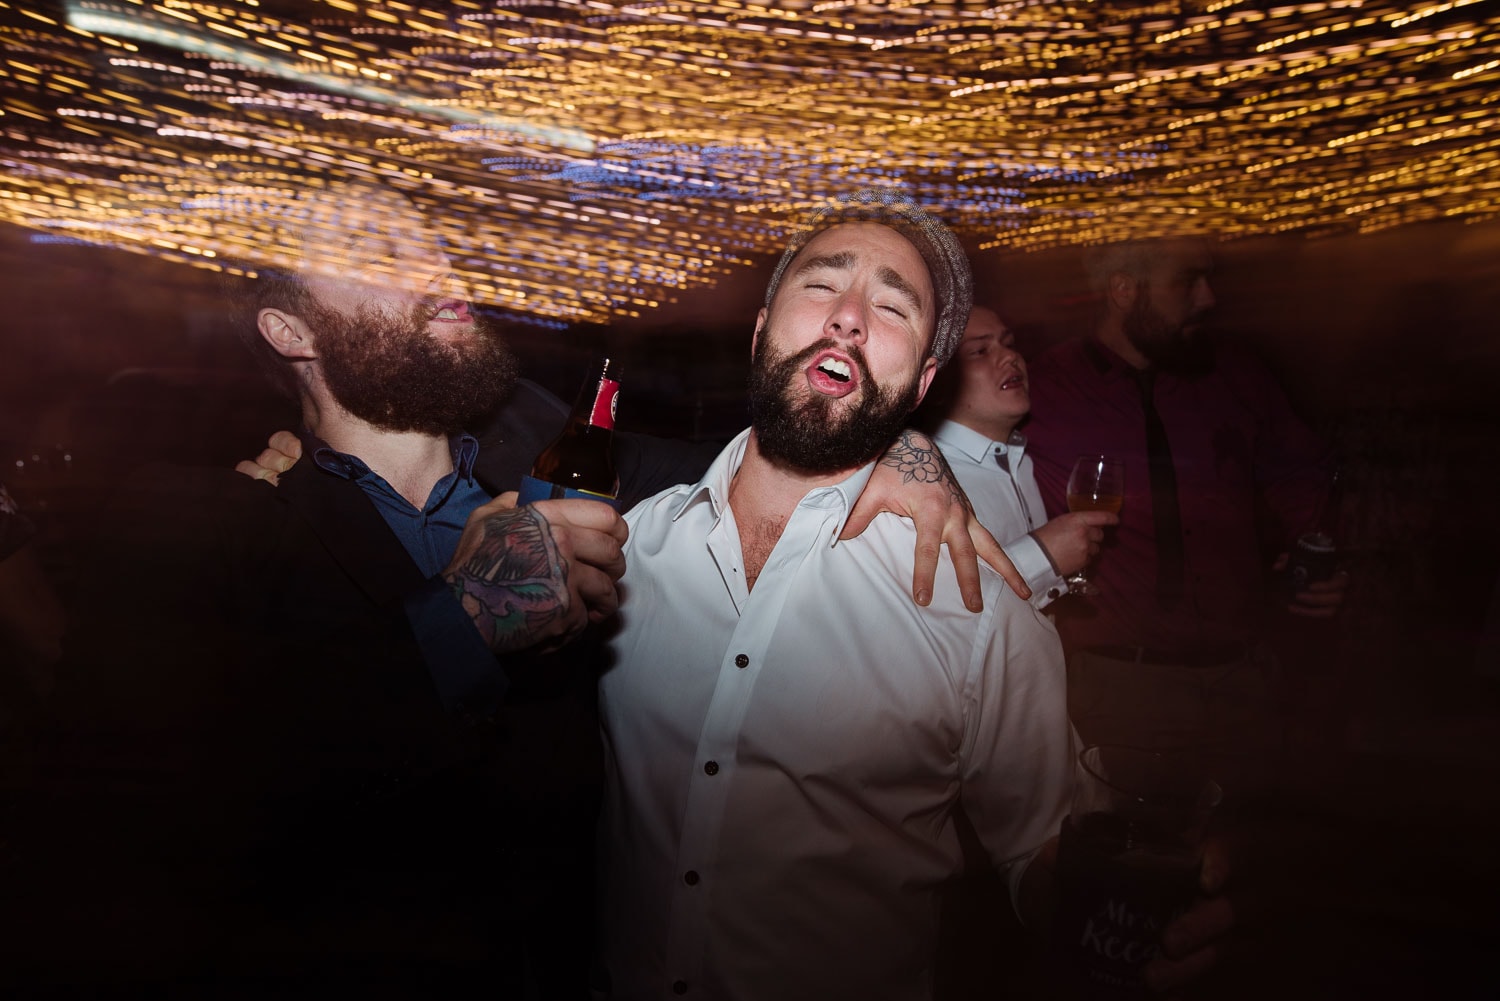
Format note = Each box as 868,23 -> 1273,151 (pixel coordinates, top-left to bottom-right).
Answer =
748,332 -> 921,476
1123,287 -> 1215,376
309,296 -> 517,435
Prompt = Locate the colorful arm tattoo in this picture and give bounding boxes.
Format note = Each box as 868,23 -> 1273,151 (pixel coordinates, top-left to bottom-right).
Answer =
443,504 -> 571,653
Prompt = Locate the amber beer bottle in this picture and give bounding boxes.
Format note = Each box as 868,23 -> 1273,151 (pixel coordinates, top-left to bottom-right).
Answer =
1287,466 -> 1343,593
517,357 -> 621,509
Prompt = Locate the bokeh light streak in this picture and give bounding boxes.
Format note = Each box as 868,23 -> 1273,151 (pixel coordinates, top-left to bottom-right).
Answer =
0,0 -> 1492,324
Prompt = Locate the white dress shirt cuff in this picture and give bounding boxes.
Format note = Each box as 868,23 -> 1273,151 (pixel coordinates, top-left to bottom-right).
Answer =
1003,532 -> 1068,609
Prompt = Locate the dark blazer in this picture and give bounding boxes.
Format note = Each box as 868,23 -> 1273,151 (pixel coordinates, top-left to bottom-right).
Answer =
13,379 -> 714,996
30,451 -> 510,997
18,380 -> 713,998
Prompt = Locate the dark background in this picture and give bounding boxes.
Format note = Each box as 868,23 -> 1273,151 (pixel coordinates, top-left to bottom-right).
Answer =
5,214 -> 1498,672
3,214 -> 1499,996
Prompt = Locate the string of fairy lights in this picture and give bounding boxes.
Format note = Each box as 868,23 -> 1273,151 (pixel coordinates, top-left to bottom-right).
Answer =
1,0 -> 1496,324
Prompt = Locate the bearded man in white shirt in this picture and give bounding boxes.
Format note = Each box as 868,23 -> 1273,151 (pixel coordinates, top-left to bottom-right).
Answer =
595,192 -> 1075,1001
918,305 -> 1119,609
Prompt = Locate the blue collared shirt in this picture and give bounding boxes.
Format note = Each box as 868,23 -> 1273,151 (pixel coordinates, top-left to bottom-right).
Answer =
311,433 -> 505,715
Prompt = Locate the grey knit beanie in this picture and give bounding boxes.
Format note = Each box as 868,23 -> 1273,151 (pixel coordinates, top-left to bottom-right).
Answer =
762,189 -> 973,367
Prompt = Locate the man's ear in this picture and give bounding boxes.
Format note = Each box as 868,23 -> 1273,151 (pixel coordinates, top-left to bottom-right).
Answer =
257,307 -> 317,361
750,307 -> 767,359
911,355 -> 939,409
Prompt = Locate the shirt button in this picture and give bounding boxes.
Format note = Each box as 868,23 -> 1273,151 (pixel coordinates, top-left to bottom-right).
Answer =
1047,588 -> 1061,600
672,981 -> 688,995
703,761 -> 719,776
683,870 -> 700,886
734,654 -> 749,668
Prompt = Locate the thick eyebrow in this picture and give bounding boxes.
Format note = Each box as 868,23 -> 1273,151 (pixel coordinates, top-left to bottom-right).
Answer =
876,264 -> 925,317
793,250 -> 926,316
792,249 -> 856,277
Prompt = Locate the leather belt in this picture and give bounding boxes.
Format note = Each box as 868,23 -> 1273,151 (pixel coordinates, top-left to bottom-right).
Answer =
1085,643 -> 1248,669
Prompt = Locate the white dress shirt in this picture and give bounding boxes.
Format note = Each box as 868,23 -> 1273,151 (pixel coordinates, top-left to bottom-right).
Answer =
598,429 -> 1074,1001
932,419 -> 1068,608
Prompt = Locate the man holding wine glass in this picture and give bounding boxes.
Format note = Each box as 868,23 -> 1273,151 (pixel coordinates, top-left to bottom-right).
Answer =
917,305 -> 1119,607
1026,235 -> 1350,772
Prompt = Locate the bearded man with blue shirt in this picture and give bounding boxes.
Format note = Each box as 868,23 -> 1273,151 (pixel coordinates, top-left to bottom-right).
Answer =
18,183 -> 639,999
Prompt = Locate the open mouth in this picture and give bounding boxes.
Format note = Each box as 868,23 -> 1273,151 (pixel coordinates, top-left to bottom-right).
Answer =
807,351 -> 860,398
999,370 -> 1027,391
430,299 -> 471,323
819,357 -> 851,383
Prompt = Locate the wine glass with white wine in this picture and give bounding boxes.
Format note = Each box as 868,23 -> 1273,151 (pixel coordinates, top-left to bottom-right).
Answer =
1064,454 -> 1125,596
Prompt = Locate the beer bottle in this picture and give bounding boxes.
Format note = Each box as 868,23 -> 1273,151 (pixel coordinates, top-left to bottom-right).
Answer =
517,357 -> 621,509
1287,465 -> 1343,593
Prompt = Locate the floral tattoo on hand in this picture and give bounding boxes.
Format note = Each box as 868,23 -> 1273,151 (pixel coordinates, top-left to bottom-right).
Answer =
879,430 -> 972,513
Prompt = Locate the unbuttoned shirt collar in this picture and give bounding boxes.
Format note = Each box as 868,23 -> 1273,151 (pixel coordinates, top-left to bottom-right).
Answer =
309,431 -> 479,488
669,427 -> 876,539
933,418 -> 1028,469
306,430 -> 484,578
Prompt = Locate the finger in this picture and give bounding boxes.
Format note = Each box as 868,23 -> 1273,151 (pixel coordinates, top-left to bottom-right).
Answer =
1199,836 -> 1232,893
235,460 -> 279,485
973,524 -> 1028,602
268,430 -> 302,459
570,563 -> 621,624
468,491 -> 521,521
254,447 -> 298,475
1162,895 -> 1235,959
563,525 -> 628,582
1287,586 -> 1344,616
1303,572 -> 1351,595
839,502 -> 878,545
1142,940 -> 1223,994
910,514 -> 945,608
532,497 -> 630,542
1076,511 -> 1120,527
538,596 -> 595,654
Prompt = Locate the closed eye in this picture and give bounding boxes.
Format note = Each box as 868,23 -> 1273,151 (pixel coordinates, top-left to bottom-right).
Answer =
352,256 -> 398,279
340,235 -> 398,271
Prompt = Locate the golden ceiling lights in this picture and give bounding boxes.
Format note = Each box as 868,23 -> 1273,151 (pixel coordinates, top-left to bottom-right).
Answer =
0,0 -> 1494,325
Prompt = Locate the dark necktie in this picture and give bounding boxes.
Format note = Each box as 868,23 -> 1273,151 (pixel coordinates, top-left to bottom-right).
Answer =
1135,370 -> 1184,609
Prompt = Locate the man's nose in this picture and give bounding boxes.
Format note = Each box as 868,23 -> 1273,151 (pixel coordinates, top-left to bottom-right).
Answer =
426,269 -> 470,300
1194,278 -> 1216,312
825,293 -> 868,343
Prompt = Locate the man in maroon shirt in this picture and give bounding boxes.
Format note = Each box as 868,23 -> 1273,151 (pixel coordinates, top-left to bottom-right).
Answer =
1026,237 -> 1348,769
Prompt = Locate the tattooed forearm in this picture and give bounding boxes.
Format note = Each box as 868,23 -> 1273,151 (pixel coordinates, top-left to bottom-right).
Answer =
879,430 -> 971,511
444,504 -> 572,653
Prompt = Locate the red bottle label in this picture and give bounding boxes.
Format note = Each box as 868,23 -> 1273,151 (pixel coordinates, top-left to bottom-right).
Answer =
590,378 -> 619,430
